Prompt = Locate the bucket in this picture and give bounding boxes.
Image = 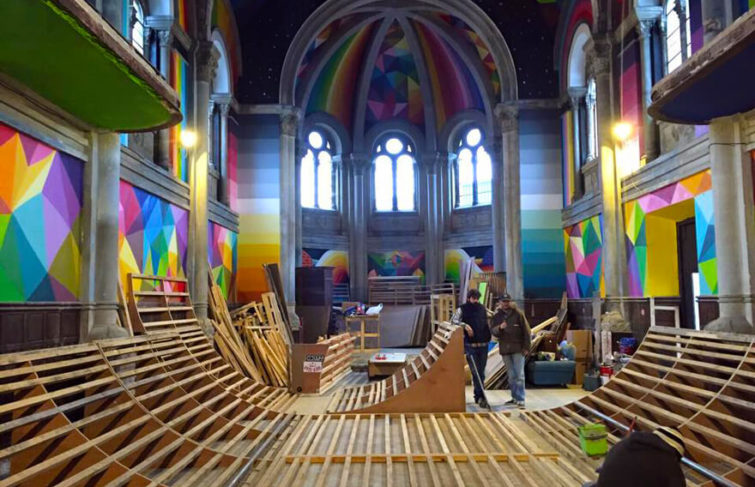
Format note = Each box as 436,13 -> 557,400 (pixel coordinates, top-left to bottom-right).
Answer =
578,423 -> 608,456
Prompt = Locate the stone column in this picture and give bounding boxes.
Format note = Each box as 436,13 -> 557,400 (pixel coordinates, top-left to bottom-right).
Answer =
207,99 -> 215,169
295,138 -> 307,268
705,116 -> 755,333
154,27 -> 173,170
88,132 -> 128,340
495,103 -> 523,301
568,87 -> 587,199
589,36 -> 627,304
347,153 -> 370,301
421,153 -> 443,286
188,41 -> 218,325
701,0 -> 730,44
279,107 -> 301,303
491,134 -> 505,273
636,14 -> 661,162
218,101 -> 231,205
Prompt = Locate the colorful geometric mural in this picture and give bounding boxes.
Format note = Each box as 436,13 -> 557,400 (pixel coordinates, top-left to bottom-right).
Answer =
118,181 -> 188,290
368,250 -> 425,281
306,23 -> 376,131
694,191 -> 717,295
520,110 -> 566,298
365,21 -> 424,129
0,123 -> 83,301
414,20 -> 485,132
625,171 -> 715,296
433,13 -> 501,97
444,246 -> 494,284
302,248 -> 350,285
564,215 -> 603,299
169,51 -> 189,182
208,221 -> 237,300
296,15 -> 357,94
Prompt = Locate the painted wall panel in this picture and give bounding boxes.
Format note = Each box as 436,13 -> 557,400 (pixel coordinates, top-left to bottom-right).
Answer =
209,221 -> 238,300
0,123 -> 83,301
118,180 -> 188,290
519,109 -> 565,298
368,250 -> 425,281
302,248 -> 350,285
444,246 -> 494,284
564,215 -> 603,299
236,114 -> 281,302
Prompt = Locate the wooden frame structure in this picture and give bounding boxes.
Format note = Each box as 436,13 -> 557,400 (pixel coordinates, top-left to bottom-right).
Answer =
327,323 -> 466,414
317,333 -> 356,393
1,296 -> 752,487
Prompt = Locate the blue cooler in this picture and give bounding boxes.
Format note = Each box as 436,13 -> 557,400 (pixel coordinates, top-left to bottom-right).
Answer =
525,360 -> 576,386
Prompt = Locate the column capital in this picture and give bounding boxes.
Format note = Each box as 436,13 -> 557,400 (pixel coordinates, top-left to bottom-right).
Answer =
279,107 -> 302,137
145,15 -> 173,33
494,103 -> 519,132
195,41 -> 220,83
585,35 -> 611,77
346,153 -> 371,175
420,152 -> 447,173
218,102 -> 231,117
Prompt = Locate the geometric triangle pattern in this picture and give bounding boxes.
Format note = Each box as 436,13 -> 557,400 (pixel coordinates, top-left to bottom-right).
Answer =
118,181 -> 188,291
0,122 -> 82,301
624,170 -> 716,297
302,248 -> 350,286
366,21 -> 424,130
434,12 -> 501,98
564,215 -> 603,298
208,221 -> 237,300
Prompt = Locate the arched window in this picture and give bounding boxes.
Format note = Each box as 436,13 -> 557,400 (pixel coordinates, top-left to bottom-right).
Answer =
301,130 -> 336,210
129,0 -> 145,55
454,127 -> 492,208
373,135 -> 416,212
586,78 -> 598,161
665,0 -> 691,73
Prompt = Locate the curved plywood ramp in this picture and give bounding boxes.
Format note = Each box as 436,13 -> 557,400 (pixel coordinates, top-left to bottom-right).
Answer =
327,322 -> 466,413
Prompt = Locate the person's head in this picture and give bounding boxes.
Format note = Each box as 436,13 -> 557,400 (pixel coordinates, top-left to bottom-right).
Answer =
467,289 -> 481,303
653,426 -> 685,459
496,293 -> 512,310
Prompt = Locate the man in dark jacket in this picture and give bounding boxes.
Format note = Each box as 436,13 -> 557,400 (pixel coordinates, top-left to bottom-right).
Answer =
455,289 -> 491,408
490,294 -> 530,408
596,426 -> 686,487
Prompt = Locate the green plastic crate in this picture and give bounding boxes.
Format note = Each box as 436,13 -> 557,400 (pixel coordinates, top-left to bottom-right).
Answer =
579,423 -> 608,456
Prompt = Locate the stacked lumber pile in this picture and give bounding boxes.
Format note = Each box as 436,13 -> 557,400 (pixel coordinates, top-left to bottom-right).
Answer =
208,275 -> 291,387
317,332 -> 356,392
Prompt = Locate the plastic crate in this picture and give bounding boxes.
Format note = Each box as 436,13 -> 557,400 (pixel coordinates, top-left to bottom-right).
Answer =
578,423 -> 608,456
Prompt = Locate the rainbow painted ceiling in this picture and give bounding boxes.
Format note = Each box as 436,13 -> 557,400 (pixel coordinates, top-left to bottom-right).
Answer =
296,11 -> 501,134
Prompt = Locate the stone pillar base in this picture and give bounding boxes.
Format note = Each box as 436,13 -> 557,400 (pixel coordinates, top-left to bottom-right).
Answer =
704,316 -> 754,334
87,324 -> 131,341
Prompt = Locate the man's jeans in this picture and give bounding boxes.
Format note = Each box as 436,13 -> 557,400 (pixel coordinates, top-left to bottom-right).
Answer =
465,345 -> 488,402
501,352 -> 526,402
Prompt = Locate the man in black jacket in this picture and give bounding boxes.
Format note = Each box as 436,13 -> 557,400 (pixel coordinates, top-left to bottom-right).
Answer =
490,294 -> 530,408
455,289 -> 491,408
595,426 -> 686,487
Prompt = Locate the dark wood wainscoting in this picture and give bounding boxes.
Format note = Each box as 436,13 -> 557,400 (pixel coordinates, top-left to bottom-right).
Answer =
0,303 -> 82,353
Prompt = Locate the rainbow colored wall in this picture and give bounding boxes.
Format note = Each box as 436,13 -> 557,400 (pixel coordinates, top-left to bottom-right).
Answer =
520,110 -> 565,298
236,114 -> 281,302
306,24 -> 375,131
118,180 -> 188,290
444,246 -> 494,284
368,250 -> 425,281
625,171 -> 717,297
212,0 -> 242,88
208,221 -> 237,300
0,123 -> 83,301
564,215 -> 603,299
170,50 -> 189,182
302,248 -> 350,285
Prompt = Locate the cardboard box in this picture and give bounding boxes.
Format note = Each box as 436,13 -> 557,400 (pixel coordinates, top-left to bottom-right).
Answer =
572,359 -> 592,386
567,330 -> 593,360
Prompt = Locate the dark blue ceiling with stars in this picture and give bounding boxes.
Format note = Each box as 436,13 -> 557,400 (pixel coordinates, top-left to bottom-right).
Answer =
230,0 -> 563,104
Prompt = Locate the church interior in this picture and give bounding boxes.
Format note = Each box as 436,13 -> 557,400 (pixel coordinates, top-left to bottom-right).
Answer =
0,0 -> 754,485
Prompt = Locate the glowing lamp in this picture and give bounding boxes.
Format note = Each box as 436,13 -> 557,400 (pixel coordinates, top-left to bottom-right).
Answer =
612,122 -> 633,142
180,129 -> 197,148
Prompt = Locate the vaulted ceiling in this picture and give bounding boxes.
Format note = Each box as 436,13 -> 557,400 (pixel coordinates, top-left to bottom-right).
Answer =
230,0 -> 562,105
